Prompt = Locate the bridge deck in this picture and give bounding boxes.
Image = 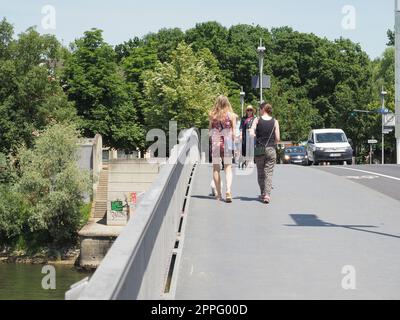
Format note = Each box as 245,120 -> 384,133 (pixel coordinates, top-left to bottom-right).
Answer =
175,164 -> 400,299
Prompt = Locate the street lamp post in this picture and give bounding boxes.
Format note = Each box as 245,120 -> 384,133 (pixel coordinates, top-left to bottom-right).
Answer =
395,0 -> 400,164
257,39 -> 266,105
381,87 -> 388,164
240,87 -> 245,118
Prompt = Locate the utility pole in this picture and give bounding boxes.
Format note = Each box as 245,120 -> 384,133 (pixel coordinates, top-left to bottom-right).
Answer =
257,39 -> 266,104
381,87 -> 387,164
395,0 -> 400,164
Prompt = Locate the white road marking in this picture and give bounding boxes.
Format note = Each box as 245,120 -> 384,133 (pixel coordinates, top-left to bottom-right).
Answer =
330,167 -> 400,182
345,175 -> 379,180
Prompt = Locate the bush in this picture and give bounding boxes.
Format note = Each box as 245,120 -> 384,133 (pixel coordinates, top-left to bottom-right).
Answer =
16,123 -> 91,245
0,152 -> 16,184
79,203 -> 92,228
0,186 -> 28,243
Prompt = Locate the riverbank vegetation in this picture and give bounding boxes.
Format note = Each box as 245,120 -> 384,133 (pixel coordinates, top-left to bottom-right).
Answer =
0,123 -> 91,257
0,17 -> 397,255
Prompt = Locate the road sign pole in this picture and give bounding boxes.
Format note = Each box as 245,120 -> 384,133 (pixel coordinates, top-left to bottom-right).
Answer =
382,113 -> 385,164
368,139 -> 378,164
370,144 -> 372,165
260,56 -> 263,103
396,0 -> 400,163
381,87 -> 387,164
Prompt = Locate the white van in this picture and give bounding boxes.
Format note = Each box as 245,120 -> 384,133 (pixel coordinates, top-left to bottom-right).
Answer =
306,129 -> 353,165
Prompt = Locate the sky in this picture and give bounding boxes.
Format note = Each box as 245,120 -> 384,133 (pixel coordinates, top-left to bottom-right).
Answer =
0,0 -> 396,59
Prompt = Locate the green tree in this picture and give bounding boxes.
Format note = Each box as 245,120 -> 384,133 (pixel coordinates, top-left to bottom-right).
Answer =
144,28 -> 185,63
265,81 -> 319,142
142,42 -> 226,132
0,186 -> 28,243
16,123 -> 91,245
279,99 -> 319,143
0,18 -> 13,60
63,29 -> 144,150
120,43 -> 158,124
122,44 -> 158,84
185,22 -> 229,68
224,24 -> 272,102
370,47 -> 396,162
115,37 -> 143,62
0,21 -> 76,154
387,29 -> 395,47
0,152 -> 16,184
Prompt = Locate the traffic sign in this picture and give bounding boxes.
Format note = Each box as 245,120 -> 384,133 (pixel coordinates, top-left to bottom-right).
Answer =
251,75 -> 271,89
368,140 -> 378,144
384,113 -> 396,127
377,108 -> 390,114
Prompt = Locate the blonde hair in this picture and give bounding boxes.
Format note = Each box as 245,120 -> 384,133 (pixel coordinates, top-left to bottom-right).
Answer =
209,95 -> 233,121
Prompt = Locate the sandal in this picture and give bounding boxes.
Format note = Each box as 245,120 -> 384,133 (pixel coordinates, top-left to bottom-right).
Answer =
263,195 -> 271,204
226,192 -> 233,203
216,188 -> 222,201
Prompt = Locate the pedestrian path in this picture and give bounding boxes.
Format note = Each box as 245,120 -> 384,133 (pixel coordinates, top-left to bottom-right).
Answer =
175,164 -> 400,299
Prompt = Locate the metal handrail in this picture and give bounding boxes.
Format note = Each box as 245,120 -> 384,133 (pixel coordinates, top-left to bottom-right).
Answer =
66,128 -> 199,300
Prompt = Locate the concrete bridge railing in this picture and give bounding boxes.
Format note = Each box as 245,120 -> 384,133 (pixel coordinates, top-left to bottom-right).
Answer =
66,129 -> 200,300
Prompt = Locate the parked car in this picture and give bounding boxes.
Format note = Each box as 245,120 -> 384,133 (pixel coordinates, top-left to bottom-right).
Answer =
283,146 -> 308,165
306,129 -> 353,165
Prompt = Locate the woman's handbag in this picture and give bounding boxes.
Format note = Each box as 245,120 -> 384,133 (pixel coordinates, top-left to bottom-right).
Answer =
254,120 -> 276,157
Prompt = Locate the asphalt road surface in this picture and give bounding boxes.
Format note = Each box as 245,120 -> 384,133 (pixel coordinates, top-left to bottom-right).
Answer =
174,164 -> 400,300
315,164 -> 400,202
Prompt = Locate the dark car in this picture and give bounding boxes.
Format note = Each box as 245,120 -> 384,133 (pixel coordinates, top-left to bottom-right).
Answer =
283,146 -> 308,165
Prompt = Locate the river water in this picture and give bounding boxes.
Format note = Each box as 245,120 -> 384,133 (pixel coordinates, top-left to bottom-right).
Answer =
0,263 -> 91,300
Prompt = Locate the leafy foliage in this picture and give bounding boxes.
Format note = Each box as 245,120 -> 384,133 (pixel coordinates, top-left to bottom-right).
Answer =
62,29 -> 144,151
0,19 -> 76,154
142,42 -> 227,132
16,123 -> 91,245
0,186 -> 28,241
1,17 -> 399,247
387,29 -> 395,47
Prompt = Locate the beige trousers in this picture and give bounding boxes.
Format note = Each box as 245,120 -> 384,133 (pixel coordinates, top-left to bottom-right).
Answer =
255,147 -> 277,197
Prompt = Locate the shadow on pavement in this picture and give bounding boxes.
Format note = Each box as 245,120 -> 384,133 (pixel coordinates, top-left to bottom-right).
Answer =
286,214 -> 400,239
233,196 -> 260,202
191,195 -> 217,200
